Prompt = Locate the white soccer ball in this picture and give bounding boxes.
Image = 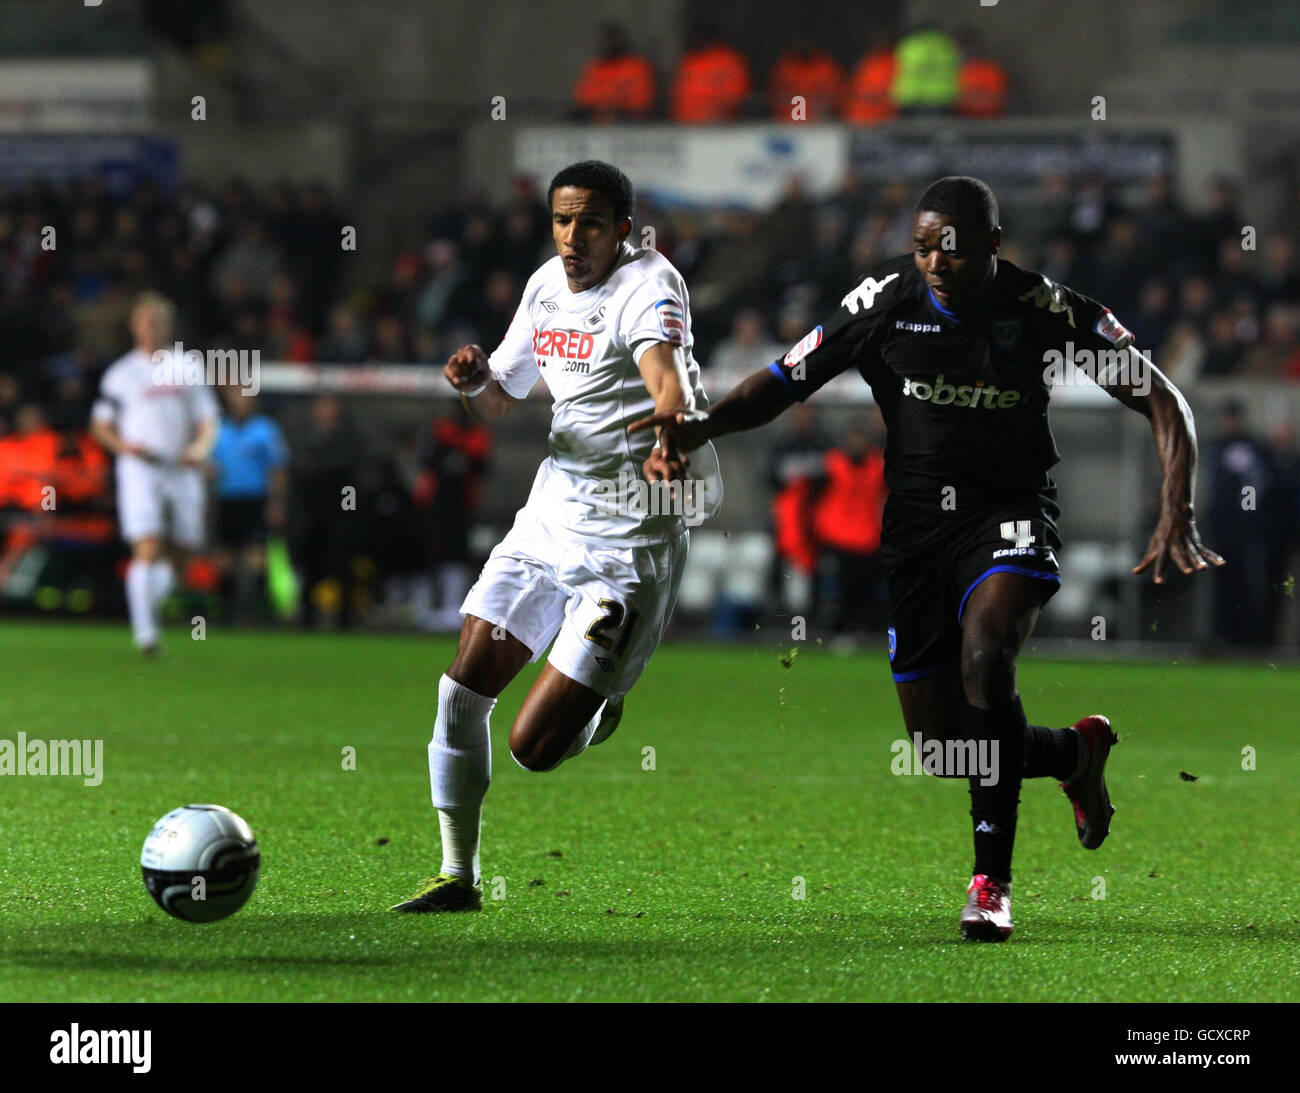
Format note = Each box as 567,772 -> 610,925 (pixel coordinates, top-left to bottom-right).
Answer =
140,804 -> 260,923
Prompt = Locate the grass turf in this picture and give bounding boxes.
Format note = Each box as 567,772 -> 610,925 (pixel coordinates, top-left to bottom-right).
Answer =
0,620 -> 1294,1002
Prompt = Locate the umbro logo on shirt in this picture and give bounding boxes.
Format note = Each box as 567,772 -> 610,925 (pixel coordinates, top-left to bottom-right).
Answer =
540,299 -> 558,313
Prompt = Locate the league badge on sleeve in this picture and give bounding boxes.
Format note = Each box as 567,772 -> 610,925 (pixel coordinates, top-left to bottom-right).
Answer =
1093,309 -> 1134,348
653,298 -> 685,344
783,325 -> 823,366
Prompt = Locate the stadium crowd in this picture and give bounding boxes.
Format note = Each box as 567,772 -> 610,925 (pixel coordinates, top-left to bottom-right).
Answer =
571,21 -> 1010,123
0,163 -> 1297,639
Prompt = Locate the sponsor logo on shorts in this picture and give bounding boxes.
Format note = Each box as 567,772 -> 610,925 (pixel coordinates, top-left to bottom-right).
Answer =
902,374 -> 1022,409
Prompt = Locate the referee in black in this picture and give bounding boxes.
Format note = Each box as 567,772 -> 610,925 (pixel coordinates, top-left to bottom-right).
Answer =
631,176 -> 1222,940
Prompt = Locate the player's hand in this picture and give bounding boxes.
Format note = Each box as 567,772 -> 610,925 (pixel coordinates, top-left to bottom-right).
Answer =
626,407 -> 710,453
123,443 -> 159,464
180,445 -> 208,469
444,345 -> 491,395
642,429 -> 690,485
1133,506 -> 1225,584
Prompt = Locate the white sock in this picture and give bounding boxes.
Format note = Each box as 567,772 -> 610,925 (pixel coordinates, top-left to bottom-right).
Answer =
148,560 -> 175,611
429,673 -> 494,884
126,561 -> 157,648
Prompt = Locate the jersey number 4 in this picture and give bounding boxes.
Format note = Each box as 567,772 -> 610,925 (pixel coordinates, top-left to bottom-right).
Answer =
1000,520 -> 1036,548
584,598 -> 640,656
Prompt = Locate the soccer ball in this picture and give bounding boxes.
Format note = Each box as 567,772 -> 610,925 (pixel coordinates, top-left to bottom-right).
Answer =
140,804 -> 260,922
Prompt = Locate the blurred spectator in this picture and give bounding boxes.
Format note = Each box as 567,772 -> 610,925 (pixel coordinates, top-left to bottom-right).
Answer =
842,30 -> 897,123
670,23 -> 752,123
316,303 -> 369,364
1207,401 -> 1275,646
1240,304 -> 1300,378
289,394 -> 364,628
955,28 -> 1008,118
0,404 -> 59,511
891,23 -> 960,115
572,22 -> 657,122
767,402 -> 831,618
413,414 -> 492,632
709,309 -> 785,377
210,387 -> 288,622
1263,421 -> 1300,644
767,38 -> 843,122
0,373 -> 21,434
812,416 -> 888,636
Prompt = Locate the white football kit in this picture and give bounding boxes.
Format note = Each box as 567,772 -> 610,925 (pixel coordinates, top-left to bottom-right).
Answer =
461,242 -> 722,697
91,348 -> 220,547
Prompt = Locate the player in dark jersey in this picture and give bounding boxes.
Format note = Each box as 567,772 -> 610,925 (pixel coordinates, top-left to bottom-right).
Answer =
630,176 -> 1223,941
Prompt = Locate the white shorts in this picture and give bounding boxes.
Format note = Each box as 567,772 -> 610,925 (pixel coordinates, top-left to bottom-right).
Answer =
116,457 -> 206,548
461,507 -> 689,699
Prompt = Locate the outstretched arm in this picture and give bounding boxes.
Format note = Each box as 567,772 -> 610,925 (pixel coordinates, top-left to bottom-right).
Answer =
1102,346 -> 1224,583
628,364 -> 797,480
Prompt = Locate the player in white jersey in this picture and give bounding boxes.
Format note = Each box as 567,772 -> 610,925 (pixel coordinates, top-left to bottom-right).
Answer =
392,160 -> 721,912
90,294 -> 220,654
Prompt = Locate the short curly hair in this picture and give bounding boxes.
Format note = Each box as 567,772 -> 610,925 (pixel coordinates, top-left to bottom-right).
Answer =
547,160 -> 635,223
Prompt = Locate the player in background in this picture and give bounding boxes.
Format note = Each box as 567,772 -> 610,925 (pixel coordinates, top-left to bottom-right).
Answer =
392,160 -> 722,912
90,294 -> 219,654
631,176 -> 1222,940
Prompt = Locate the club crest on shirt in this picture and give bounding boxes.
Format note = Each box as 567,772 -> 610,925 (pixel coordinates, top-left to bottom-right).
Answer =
584,305 -> 607,331
991,319 -> 1022,353
653,298 -> 685,344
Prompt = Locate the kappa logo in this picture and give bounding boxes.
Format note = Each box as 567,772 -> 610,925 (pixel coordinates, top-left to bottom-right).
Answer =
1018,277 -> 1076,328
974,820 -> 1002,834
841,272 -> 899,315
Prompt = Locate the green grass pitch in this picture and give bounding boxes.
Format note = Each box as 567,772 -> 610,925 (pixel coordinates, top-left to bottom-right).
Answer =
0,620 -> 1294,1002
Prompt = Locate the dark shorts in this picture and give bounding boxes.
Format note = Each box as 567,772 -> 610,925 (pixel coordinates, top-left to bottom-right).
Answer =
216,497 -> 269,549
881,487 -> 1063,682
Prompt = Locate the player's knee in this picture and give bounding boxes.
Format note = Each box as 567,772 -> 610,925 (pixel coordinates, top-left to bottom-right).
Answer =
961,636 -> 1016,701
508,719 -> 559,772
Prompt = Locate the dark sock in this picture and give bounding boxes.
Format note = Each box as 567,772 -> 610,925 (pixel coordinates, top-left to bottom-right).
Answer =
967,698 -> 1025,883
1024,715 -> 1080,781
